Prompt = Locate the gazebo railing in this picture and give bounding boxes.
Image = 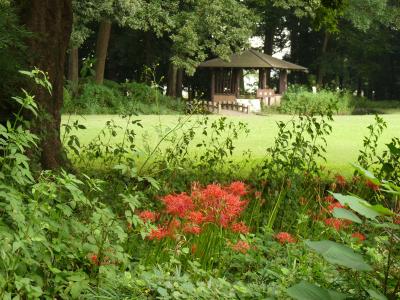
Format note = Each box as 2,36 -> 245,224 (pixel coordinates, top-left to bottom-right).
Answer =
185,99 -> 249,114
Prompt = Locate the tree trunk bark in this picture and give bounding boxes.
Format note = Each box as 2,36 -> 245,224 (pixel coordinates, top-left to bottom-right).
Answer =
17,0 -> 73,170
357,78 -> 362,97
239,69 -> 245,95
167,63 -> 177,98
176,68 -> 183,98
68,47 -> 79,95
317,31 -> 329,87
264,28 -> 274,86
95,20 -> 112,84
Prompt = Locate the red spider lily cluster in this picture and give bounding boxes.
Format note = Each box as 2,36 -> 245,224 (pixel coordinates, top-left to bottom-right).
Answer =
141,182 -> 251,252
322,195 -> 352,230
319,194 -> 367,241
230,240 -> 251,253
275,232 -> 296,244
88,252 -> 117,266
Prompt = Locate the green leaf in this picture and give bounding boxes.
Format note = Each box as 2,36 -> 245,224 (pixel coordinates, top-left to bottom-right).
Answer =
331,193 -> 381,220
287,281 -> 348,300
366,289 -> 387,300
332,208 -> 362,223
351,164 -> 380,185
369,204 -> 394,216
157,287 -> 169,297
371,222 -> 400,230
305,240 -> 372,271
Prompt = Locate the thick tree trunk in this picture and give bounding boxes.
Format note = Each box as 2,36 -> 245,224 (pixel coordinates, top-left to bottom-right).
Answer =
95,20 -> 112,84
18,0 -> 73,169
239,69 -> 245,95
317,31 -> 329,87
167,63 -> 177,98
264,28 -> 274,86
357,78 -> 362,97
68,47 -> 79,95
176,68 -> 183,98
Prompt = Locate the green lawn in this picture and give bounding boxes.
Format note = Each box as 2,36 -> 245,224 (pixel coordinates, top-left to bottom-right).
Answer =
62,114 -> 400,176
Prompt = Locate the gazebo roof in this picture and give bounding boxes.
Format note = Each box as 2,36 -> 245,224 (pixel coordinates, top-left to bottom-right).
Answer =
199,49 -> 307,71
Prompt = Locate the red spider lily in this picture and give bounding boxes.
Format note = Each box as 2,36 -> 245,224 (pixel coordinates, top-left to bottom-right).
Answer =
139,210 -> 157,222
231,222 -> 249,234
324,195 -> 335,203
324,218 -> 351,231
186,211 -> 205,224
351,232 -> 366,242
183,223 -> 201,235
231,240 -> 250,253
228,181 -> 247,196
194,184 -> 248,228
328,202 -> 345,212
275,232 -> 296,244
335,174 -> 346,187
90,253 -> 98,265
255,191 -> 262,199
366,180 -> 380,191
162,193 -> 194,217
200,184 -> 226,201
148,226 -> 169,240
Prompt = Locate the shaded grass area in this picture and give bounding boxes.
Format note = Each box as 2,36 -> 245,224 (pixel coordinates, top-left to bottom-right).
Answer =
62,114 -> 400,176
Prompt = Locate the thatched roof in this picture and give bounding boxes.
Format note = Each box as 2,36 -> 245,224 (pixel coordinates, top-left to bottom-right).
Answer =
198,49 -> 307,71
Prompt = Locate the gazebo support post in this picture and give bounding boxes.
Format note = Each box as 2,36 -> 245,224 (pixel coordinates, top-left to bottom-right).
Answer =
259,68 -> 267,89
211,69 -> 215,101
279,69 -> 288,94
235,68 -> 241,98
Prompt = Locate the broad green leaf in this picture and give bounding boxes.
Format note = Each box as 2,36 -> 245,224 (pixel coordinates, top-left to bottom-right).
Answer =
366,289 -> 387,300
331,193 -> 381,220
287,281 -> 348,300
332,208 -> 362,223
351,164 -> 380,184
369,204 -> 394,216
306,240 -> 372,271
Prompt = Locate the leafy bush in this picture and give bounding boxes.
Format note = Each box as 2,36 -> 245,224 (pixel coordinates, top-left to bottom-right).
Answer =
288,166 -> 400,300
279,85 -> 400,116
0,71 -> 139,298
280,85 -> 352,115
63,81 -> 185,115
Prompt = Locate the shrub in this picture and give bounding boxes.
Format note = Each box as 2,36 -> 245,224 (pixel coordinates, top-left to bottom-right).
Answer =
0,71 -> 138,298
63,81 -> 185,115
280,85 -> 353,115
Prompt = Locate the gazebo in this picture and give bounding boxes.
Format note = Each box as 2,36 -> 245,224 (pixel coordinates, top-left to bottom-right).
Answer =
198,49 -> 307,109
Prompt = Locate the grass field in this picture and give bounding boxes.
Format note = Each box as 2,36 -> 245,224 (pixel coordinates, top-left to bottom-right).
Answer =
62,113 -> 400,176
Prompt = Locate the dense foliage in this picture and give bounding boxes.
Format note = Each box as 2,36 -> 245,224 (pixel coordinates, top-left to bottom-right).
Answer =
1,72 -> 399,299
64,81 -> 185,115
